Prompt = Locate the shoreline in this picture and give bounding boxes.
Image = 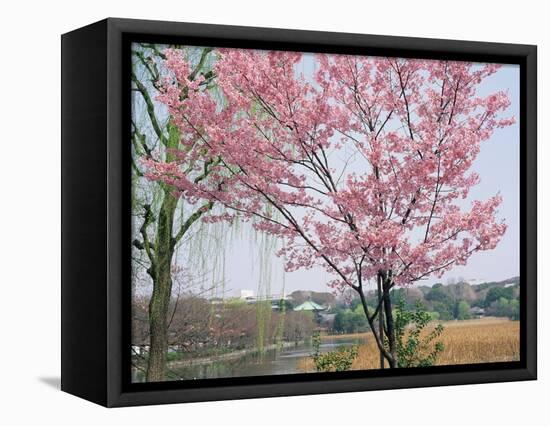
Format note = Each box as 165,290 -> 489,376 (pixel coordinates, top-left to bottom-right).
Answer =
167,340 -> 300,368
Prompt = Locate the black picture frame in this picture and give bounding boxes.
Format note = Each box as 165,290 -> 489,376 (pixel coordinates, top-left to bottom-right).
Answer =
61,17 -> 537,407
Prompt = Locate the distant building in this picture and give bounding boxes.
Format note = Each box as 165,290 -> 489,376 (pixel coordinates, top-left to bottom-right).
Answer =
470,306 -> 485,318
293,300 -> 326,312
293,300 -> 329,326
229,289 -> 291,309
239,289 -> 254,299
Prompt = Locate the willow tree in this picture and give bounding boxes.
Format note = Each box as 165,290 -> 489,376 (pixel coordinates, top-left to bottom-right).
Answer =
131,44 -> 218,381
145,49 -> 513,369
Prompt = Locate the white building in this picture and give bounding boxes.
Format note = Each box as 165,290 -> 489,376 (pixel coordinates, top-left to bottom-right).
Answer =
239,289 -> 255,300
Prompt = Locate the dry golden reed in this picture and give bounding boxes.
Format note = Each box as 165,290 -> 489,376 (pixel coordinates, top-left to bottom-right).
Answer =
298,317 -> 520,372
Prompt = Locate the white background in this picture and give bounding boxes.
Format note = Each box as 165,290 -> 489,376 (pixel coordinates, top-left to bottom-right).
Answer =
0,0 -> 546,424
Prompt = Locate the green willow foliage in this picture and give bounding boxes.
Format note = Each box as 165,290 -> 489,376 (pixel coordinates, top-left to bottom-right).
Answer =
131,45 -> 288,379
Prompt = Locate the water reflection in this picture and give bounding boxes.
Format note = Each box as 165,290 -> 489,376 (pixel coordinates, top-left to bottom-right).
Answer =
162,337 -> 364,381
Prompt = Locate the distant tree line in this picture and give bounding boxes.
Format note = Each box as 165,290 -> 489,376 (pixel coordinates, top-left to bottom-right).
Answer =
331,277 -> 520,333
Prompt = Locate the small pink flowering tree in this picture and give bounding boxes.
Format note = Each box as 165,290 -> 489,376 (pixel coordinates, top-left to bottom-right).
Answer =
144,48 -> 513,368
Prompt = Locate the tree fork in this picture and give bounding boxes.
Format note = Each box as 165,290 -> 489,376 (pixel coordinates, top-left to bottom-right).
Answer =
358,287 -> 395,367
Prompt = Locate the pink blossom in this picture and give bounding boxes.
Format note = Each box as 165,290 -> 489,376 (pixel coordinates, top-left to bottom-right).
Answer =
144,48 -> 513,293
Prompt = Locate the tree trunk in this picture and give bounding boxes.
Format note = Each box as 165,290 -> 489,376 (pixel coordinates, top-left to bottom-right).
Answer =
143,123 -> 215,381
146,262 -> 173,381
382,276 -> 397,368
358,286 -> 395,368
377,274 -> 385,369
146,186 -> 178,382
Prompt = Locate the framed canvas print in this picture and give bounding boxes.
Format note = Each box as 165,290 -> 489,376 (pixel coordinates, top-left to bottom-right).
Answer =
61,18 -> 537,407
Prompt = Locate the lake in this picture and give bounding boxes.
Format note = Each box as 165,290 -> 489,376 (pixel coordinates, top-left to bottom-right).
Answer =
165,336 -> 365,380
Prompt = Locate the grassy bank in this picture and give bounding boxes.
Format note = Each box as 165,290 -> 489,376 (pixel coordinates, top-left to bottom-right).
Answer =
300,317 -> 519,371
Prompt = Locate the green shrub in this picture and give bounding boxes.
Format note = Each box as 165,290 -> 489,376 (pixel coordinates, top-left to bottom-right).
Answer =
166,351 -> 182,362
456,301 -> 472,320
311,331 -> 358,372
393,300 -> 444,368
495,297 -> 520,320
427,311 -> 440,321
431,301 -> 454,320
333,308 -> 368,333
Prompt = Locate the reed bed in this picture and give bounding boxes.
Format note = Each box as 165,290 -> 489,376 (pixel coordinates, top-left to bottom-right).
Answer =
298,317 -> 520,372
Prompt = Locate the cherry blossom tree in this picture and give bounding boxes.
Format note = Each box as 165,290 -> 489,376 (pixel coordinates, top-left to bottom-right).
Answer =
144,47 -> 513,368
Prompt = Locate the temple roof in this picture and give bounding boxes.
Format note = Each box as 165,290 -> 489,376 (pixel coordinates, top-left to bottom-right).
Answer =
293,300 -> 325,311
